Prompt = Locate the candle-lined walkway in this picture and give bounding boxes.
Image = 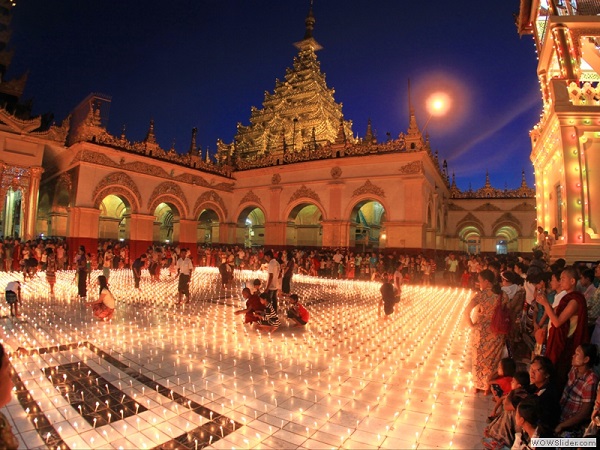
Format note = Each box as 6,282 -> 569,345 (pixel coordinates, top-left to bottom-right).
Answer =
0,268 -> 493,449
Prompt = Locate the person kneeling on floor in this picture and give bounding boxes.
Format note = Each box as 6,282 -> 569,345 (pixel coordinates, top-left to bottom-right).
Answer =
286,294 -> 309,327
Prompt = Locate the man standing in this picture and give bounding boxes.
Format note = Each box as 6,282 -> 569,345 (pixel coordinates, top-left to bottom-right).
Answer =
447,253 -> 458,286
132,253 -> 147,290
176,249 -> 194,305
264,250 -> 280,312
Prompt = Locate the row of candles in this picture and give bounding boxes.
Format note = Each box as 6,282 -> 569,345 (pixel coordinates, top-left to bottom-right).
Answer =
0,267 -> 480,449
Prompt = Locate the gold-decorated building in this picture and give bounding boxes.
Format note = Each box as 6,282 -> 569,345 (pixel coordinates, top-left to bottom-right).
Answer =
0,1 -> 537,259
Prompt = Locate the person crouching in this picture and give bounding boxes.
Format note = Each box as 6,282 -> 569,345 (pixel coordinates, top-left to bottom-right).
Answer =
86,275 -> 115,322
254,292 -> 281,333
286,294 -> 309,327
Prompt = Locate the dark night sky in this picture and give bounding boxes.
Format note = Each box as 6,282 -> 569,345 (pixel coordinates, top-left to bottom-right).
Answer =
7,0 -> 540,191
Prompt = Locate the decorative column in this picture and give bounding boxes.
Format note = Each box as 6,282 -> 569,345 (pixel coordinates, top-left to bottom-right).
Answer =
264,180 -> 285,247
24,166 -> 44,240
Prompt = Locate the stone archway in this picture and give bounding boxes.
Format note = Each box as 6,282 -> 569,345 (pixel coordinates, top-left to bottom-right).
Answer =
236,205 -> 266,247
153,202 -> 180,244
458,225 -> 482,255
348,200 -> 387,250
98,194 -> 131,241
494,225 -> 520,254
197,208 -> 220,244
286,202 -> 323,247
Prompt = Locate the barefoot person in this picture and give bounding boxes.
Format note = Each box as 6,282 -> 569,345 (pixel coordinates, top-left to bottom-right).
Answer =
254,293 -> 281,333
4,280 -> 21,318
86,275 -> 115,322
235,287 -> 265,324
286,294 -> 309,327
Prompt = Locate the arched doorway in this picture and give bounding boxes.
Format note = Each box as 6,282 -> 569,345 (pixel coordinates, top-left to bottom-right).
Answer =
237,206 -> 265,247
349,200 -> 386,251
287,203 -> 322,247
495,225 -> 519,254
99,194 -> 130,241
153,202 -> 180,243
197,209 -> 220,244
459,226 -> 482,255
1,188 -> 22,238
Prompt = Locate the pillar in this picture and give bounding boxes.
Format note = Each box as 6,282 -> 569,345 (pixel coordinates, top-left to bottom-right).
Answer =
321,220 -> 351,248
66,206 -> 101,264
383,221 -> 425,250
128,213 -> 155,258
218,222 -> 237,245
24,166 -> 43,240
179,219 -> 199,263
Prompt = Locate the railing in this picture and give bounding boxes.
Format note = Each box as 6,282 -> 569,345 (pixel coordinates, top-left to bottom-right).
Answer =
555,0 -> 600,16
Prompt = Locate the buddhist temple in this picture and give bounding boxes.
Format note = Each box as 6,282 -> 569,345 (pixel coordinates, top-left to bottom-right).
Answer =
0,1 -> 537,258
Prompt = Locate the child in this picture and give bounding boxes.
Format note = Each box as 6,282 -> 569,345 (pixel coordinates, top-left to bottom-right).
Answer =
489,357 -> 516,398
461,270 -> 470,288
488,365 -> 526,422
254,292 -> 281,333
286,294 -> 309,327
5,280 -> 21,318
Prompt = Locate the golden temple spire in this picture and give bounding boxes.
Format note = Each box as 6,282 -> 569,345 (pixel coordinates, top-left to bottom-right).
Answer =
294,0 -> 322,51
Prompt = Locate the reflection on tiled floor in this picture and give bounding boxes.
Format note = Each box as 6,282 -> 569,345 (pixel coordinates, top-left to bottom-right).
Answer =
0,268 -> 493,449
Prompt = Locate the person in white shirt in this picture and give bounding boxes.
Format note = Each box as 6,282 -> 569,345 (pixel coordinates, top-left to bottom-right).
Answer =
5,280 -> 21,318
265,250 -> 281,312
176,249 -> 194,305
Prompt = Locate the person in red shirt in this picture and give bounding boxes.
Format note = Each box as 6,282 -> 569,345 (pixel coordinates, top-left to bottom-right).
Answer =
235,287 -> 265,324
286,294 -> 309,326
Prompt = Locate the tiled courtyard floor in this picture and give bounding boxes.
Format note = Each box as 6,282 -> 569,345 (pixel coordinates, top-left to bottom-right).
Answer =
1,268 -> 493,449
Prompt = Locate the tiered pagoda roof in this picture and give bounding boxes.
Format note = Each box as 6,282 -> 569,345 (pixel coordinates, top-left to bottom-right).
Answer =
449,170 -> 535,199
216,6 -> 354,165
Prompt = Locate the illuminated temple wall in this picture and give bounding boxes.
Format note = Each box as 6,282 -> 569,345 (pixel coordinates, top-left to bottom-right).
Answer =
0,5 -> 540,260
518,0 -> 600,262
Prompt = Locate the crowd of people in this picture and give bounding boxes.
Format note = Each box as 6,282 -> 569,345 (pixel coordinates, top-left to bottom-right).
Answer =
2,236 -> 600,448
461,250 -> 600,447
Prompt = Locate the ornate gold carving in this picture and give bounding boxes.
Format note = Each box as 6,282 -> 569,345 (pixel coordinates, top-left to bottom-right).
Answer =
352,180 -> 385,198
193,190 -> 228,219
147,182 -> 189,218
69,150 -> 233,192
272,173 -> 281,185
330,166 -> 342,179
239,190 -> 262,206
398,161 -> 423,175
289,185 -> 321,204
92,171 -> 142,212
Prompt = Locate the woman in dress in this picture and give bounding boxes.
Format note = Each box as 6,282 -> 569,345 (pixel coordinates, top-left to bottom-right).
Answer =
464,269 -> 508,394
86,275 -> 115,321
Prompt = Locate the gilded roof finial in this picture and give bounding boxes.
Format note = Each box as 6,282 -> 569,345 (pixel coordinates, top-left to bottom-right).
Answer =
189,127 -> 198,155
120,124 -> 126,140
144,119 -> 156,144
304,0 -> 315,40
485,170 -> 491,187
451,172 -> 457,189
365,118 -> 376,144
295,0 -> 322,51
205,147 -> 211,163
521,169 -> 528,187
